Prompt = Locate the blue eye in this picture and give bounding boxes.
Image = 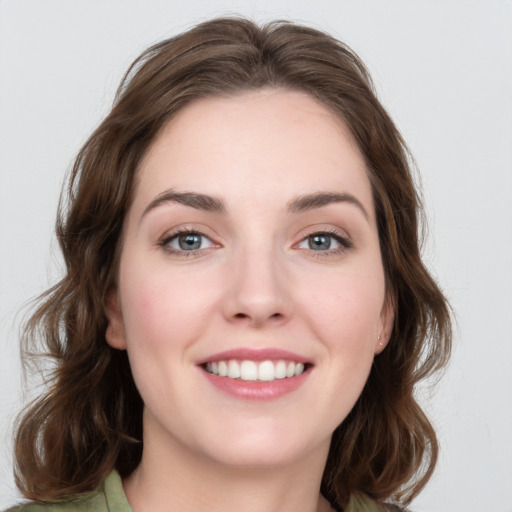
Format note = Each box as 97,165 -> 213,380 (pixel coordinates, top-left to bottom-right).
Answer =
307,234 -> 333,250
162,231 -> 214,253
297,232 -> 350,252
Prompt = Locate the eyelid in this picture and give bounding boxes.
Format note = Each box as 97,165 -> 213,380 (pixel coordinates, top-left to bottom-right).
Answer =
156,223 -> 352,257
158,226 -> 221,256
293,226 -> 353,254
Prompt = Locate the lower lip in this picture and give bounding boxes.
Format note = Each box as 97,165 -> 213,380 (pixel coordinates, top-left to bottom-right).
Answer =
201,368 -> 311,400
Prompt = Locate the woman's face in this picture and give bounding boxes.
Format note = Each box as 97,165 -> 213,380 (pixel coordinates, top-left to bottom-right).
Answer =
106,89 -> 392,470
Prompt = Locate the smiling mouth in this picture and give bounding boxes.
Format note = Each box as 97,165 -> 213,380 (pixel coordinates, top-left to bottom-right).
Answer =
202,359 -> 311,382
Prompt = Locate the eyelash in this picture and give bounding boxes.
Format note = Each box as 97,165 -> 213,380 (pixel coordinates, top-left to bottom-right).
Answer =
296,229 -> 353,257
158,228 -> 352,257
159,229 -> 216,256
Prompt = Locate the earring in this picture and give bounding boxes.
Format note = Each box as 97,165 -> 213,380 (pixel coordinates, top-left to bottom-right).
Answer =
377,334 -> 384,347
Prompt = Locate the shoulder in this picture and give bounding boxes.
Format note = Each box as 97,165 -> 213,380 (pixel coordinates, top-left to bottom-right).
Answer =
346,493 -> 408,512
5,472 -> 131,512
5,494 -> 105,512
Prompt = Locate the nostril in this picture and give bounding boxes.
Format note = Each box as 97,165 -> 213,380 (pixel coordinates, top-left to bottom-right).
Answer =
232,312 -> 283,321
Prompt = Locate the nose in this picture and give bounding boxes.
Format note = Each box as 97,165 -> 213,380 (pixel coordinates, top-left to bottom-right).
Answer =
221,246 -> 292,328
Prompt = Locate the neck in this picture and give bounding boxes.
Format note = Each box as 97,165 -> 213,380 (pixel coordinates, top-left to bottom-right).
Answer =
123,418 -> 333,512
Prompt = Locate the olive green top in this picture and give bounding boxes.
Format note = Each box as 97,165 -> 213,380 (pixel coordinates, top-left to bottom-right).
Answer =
7,471 -> 395,512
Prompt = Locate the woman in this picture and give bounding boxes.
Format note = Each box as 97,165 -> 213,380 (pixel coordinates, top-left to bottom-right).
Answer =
10,17 -> 451,512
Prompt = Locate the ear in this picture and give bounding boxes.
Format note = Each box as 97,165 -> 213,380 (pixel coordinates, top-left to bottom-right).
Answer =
375,294 -> 395,354
105,289 -> 127,350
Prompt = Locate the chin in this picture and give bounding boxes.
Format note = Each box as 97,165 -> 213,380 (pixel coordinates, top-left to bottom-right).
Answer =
196,421 -> 330,470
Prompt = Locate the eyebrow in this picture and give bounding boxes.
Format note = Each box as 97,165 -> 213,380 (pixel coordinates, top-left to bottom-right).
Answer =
287,192 -> 369,221
141,189 -> 368,221
142,190 -> 227,219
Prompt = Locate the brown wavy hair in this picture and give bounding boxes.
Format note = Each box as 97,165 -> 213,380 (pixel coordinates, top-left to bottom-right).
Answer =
14,17 -> 451,510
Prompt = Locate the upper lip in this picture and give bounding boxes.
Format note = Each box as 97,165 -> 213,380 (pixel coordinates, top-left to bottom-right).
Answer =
197,348 -> 311,365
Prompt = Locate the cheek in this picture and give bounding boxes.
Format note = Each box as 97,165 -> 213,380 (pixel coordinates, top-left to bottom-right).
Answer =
304,269 -> 384,336
118,262 -> 221,352
296,264 -> 385,392
307,269 -> 384,406
116,266 -> 220,403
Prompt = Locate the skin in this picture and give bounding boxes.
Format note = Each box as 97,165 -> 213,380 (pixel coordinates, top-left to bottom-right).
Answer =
106,89 -> 393,512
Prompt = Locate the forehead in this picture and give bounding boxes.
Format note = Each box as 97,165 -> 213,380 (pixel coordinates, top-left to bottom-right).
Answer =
133,89 -> 374,218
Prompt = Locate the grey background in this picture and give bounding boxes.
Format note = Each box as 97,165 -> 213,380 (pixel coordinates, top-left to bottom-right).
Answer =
1,1 -> 511,510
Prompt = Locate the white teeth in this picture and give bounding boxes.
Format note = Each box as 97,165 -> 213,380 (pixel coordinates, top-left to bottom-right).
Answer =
204,359 -> 307,381
240,361 -> 258,381
218,360 -> 228,377
275,360 -> 287,379
227,360 -> 241,379
258,360 -> 275,381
